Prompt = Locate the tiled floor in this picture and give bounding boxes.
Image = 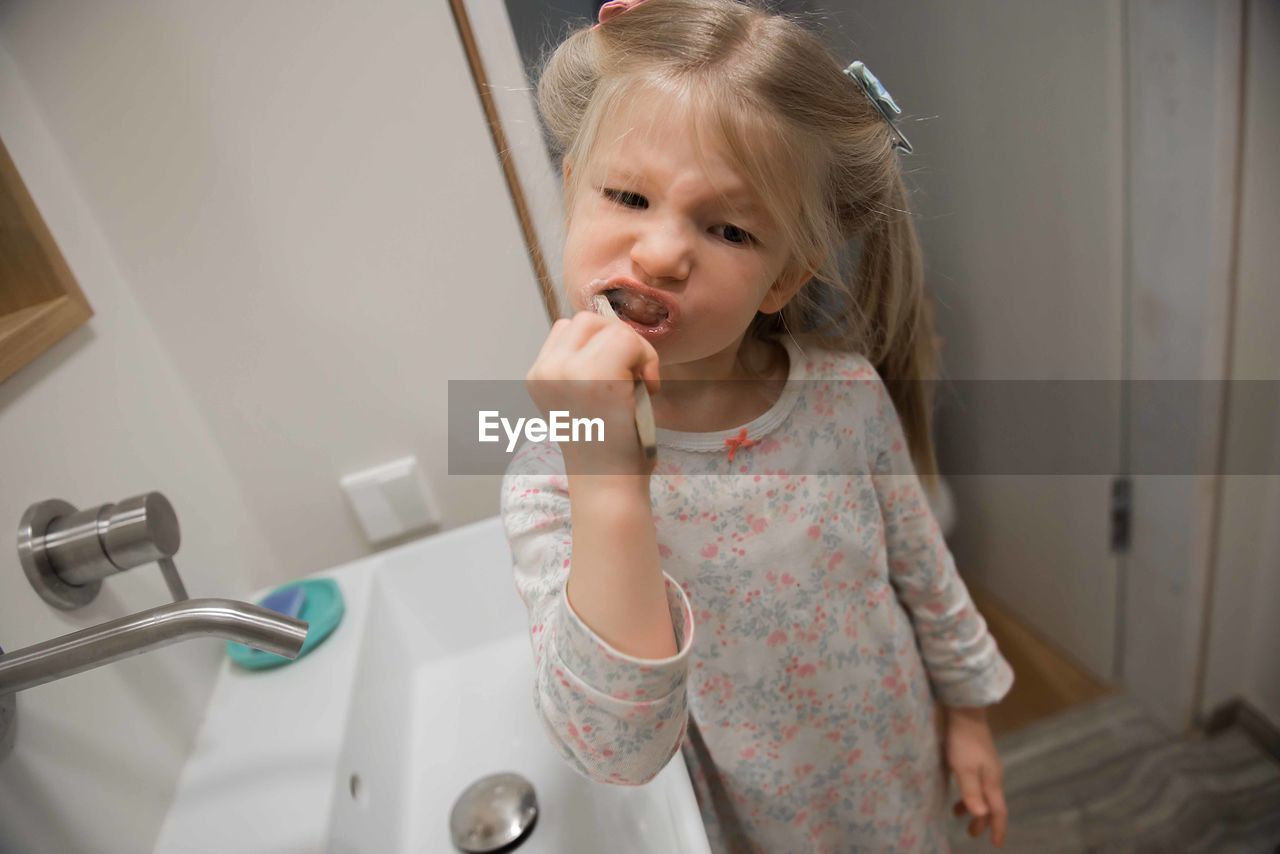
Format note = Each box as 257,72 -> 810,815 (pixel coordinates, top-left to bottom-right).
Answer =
947,694 -> 1280,852
944,590 -> 1280,852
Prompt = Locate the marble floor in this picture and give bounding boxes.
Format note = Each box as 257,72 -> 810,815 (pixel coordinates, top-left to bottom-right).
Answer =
946,694 -> 1280,853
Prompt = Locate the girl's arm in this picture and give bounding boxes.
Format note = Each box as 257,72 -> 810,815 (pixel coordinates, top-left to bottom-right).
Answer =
566,474 -> 679,660
860,364 -> 1012,846
861,364 -> 1014,707
501,443 -> 694,786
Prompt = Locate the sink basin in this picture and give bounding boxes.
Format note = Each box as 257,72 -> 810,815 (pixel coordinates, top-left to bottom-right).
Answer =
156,516 -> 710,853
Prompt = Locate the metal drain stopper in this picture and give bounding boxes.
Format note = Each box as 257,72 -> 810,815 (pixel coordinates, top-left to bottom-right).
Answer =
449,771 -> 538,852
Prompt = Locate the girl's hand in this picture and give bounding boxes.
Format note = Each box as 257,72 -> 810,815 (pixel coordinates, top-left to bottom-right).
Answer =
525,310 -> 662,478
944,706 -> 1008,847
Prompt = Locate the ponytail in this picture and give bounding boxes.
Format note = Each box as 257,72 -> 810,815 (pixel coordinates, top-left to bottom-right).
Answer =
850,173 -> 940,487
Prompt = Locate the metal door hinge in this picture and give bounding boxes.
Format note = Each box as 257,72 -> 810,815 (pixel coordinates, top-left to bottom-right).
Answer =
1110,476 -> 1132,553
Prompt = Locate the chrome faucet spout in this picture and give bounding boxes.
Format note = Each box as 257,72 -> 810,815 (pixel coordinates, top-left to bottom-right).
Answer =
0,598 -> 309,695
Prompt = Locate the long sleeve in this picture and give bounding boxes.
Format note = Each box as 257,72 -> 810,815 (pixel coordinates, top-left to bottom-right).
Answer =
862,367 -> 1014,708
499,441 -> 696,785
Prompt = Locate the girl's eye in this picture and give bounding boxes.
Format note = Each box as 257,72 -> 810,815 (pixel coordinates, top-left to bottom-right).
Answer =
604,188 -> 756,246
603,188 -> 647,209
715,224 -> 756,246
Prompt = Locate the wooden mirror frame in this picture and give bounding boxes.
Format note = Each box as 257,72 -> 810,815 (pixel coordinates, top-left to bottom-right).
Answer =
0,136 -> 93,384
447,0 -> 565,322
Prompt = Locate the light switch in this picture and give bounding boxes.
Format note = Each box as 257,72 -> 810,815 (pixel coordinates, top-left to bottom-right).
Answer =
340,455 -> 439,544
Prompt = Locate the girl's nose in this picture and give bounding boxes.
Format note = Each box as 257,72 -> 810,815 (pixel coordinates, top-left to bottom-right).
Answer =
630,221 -> 693,282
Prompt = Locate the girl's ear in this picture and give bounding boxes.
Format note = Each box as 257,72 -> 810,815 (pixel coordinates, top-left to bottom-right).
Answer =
759,264 -> 816,315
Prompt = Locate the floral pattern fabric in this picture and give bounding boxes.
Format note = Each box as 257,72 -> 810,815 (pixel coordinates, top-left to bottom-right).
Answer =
500,335 -> 1014,852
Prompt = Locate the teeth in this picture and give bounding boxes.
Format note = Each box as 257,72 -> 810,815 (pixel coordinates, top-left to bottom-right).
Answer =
605,288 -> 668,326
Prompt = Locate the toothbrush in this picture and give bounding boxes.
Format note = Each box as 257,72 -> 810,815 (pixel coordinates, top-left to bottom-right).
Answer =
593,294 -> 658,461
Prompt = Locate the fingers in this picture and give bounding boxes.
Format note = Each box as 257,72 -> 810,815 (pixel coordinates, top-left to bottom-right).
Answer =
956,767 -> 990,844
640,345 -> 662,395
532,317 -> 571,368
953,767 -> 1008,847
530,314 -> 599,381
534,311 -> 657,382
570,311 -> 661,392
577,321 -> 657,381
559,309 -> 611,351
954,800 -> 990,839
591,310 -> 661,390
982,763 -> 1009,847
956,768 -> 988,823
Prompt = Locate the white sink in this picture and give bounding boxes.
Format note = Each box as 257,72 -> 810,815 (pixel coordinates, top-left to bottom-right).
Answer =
156,516 -> 710,853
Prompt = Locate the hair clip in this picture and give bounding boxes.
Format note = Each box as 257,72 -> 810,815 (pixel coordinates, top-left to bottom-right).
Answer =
594,0 -> 648,29
842,61 -> 913,155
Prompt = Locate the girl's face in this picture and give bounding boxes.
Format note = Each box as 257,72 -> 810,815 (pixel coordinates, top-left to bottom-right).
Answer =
561,89 -> 802,375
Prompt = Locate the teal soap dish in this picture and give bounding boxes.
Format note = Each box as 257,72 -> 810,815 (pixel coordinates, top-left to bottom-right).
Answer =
227,578 -> 344,671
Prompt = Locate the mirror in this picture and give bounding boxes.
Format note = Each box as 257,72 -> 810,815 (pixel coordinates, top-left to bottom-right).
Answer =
464,1 -> 1280,851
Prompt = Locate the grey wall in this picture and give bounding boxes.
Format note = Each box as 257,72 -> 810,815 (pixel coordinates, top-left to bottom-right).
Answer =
801,0 -> 1127,683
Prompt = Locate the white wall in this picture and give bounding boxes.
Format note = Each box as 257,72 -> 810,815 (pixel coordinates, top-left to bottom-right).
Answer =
0,1 -> 549,851
0,0 -> 549,582
1120,0 -> 1251,732
1200,0 -> 1280,729
0,41 -> 278,854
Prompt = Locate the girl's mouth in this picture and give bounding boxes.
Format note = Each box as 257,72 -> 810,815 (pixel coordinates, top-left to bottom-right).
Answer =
604,288 -> 668,326
586,278 -> 677,338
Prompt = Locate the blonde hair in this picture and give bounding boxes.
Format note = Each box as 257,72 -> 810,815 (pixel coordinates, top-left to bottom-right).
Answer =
535,0 -> 940,482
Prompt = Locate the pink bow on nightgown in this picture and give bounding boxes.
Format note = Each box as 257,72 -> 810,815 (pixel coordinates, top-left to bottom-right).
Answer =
724,428 -> 757,462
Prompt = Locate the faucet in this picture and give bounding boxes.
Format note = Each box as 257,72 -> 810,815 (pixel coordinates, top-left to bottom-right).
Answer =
0,493 -> 309,758
0,598 -> 308,695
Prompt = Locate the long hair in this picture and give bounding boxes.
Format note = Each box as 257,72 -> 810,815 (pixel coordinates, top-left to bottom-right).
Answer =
535,0 -> 940,482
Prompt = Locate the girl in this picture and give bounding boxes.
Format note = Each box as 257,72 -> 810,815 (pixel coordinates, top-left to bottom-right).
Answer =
501,1 -> 1013,850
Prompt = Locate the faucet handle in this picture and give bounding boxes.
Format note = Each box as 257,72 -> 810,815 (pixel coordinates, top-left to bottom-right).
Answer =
18,493 -> 182,610
97,493 -> 180,572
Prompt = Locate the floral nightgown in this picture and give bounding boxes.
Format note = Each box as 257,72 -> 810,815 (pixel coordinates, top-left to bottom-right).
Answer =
500,334 -> 1014,852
